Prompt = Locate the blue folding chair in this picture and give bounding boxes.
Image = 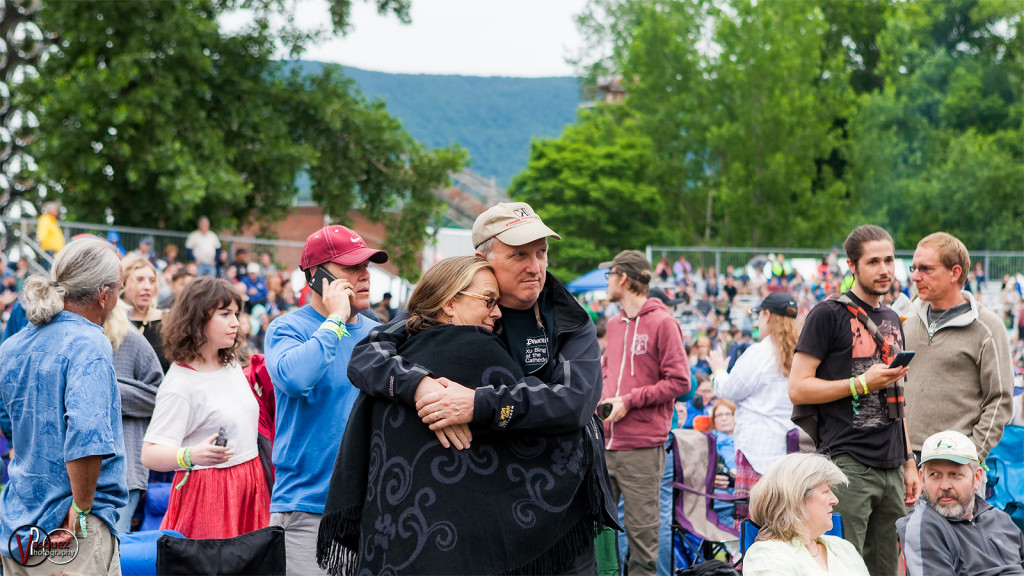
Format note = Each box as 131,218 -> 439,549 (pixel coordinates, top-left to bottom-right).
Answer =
986,423 -> 1024,531
740,512 -> 843,555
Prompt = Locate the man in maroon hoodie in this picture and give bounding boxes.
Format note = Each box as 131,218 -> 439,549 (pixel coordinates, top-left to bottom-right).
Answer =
600,250 -> 691,576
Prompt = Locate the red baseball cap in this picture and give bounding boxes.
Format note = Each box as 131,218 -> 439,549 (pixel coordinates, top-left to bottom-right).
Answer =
300,225 -> 388,271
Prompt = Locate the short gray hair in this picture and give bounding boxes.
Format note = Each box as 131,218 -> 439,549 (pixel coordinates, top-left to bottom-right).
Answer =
24,237 -> 121,325
475,237 -> 494,256
749,452 -> 848,543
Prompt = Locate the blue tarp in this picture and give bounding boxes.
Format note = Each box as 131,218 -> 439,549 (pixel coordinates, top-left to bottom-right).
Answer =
566,267 -> 610,294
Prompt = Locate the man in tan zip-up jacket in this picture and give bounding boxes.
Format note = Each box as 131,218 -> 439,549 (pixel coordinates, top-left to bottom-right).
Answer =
904,232 -> 1014,461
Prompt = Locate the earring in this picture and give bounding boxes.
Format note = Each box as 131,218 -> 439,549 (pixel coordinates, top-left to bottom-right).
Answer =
448,316 -> 452,325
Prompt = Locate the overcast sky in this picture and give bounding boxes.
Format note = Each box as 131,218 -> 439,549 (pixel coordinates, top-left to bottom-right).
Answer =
221,0 -> 590,77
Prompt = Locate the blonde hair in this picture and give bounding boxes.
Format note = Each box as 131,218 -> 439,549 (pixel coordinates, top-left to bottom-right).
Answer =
918,232 -> 970,288
24,237 -> 121,326
405,256 -> 494,335
749,453 -> 848,543
766,313 -> 800,377
103,300 -> 133,352
120,253 -> 160,306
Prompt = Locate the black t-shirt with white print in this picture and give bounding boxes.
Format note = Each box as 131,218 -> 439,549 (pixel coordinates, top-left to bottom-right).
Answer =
500,305 -> 552,378
795,291 -> 906,469
498,285 -> 559,381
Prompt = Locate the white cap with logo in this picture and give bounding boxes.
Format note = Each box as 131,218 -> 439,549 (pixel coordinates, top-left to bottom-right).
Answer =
920,430 -> 979,465
471,202 -> 561,249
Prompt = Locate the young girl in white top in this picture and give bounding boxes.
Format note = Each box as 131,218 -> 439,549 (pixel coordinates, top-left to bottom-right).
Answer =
142,276 -> 268,538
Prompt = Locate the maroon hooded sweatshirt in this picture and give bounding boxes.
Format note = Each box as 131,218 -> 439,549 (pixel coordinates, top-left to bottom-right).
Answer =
601,297 -> 691,450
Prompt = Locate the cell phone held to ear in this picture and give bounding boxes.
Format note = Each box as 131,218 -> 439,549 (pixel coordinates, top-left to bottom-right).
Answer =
307,266 -> 338,296
888,351 -> 915,369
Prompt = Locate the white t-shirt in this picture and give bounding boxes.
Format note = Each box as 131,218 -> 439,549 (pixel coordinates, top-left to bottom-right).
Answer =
144,363 -> 258,470
184,230 -> 221,265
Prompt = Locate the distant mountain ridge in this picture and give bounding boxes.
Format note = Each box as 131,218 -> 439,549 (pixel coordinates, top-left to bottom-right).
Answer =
291,60 -> 583,188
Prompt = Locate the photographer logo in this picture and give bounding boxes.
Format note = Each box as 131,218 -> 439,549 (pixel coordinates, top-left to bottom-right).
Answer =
7,524 -> 79,566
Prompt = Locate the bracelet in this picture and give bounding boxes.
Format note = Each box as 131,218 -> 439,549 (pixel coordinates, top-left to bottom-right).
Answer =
176,446 -> 194,469
858,374 -> 869,395
175,446 -> 195,491
71,500 -> 90,538
319,319 -> 350,340
848,377 -> 859,399
326,314 -> 345,325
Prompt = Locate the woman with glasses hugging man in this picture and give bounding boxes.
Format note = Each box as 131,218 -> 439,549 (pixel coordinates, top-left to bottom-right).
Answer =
319,256 -> 594,575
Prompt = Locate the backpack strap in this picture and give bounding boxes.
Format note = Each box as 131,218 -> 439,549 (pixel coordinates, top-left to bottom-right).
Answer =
826,293 -> 905,420
826,293 -> 899,363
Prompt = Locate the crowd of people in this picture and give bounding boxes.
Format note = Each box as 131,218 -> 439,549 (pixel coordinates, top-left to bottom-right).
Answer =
0,204 -> 1021,576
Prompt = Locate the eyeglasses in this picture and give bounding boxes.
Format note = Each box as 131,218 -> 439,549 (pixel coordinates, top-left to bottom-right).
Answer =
459,291 -> 498,310
714,412 -> 735,419
909,264 -> 943,274
604,271 -> 621,280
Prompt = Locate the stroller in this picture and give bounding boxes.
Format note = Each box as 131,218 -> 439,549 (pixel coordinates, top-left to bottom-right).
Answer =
669,427 -> 746,572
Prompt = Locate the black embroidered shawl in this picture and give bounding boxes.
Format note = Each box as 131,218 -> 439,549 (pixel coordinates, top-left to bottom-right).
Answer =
317,325 -> 595,575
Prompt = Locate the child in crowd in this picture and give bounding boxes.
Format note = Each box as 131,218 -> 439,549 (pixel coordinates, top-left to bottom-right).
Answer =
141,276 -> 269,538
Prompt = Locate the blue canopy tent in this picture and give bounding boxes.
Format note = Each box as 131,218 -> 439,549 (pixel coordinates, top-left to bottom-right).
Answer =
566,267 -> 610,294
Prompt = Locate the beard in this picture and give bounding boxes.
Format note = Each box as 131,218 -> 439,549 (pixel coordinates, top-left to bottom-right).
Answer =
855,276 -> 889,297
924,488 -> 975,520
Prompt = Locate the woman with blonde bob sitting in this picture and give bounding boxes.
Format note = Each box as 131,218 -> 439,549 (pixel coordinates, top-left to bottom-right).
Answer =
743,453 -> 868,575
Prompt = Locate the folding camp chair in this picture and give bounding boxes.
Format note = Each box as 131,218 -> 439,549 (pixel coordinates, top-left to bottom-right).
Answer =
739,513 -> 844,554
669,428 -> 746,572
986,424 -> 1024,531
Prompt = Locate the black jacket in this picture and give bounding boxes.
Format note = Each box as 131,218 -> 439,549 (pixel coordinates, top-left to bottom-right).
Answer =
347,272 -> 619,528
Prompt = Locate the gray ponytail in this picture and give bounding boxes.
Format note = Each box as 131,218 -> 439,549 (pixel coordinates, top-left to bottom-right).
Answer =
24,237 -> 121,326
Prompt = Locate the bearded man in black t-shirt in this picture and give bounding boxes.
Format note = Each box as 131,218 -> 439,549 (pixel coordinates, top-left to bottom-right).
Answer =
789,224 -> 920,576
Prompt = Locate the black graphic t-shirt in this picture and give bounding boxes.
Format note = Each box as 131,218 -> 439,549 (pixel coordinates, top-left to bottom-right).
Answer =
500,305 -> 551,376
795,291 -> 906,468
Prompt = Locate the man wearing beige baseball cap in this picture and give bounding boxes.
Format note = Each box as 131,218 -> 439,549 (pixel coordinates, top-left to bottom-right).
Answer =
348,201 -> 618,573
897,430 -> 1024,575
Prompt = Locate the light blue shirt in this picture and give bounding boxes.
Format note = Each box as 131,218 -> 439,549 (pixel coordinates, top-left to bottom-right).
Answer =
264,305 -> 377,514
0,311 -> 127,552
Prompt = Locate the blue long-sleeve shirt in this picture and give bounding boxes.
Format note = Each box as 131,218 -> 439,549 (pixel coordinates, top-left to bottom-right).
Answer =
264,305 -> 377,514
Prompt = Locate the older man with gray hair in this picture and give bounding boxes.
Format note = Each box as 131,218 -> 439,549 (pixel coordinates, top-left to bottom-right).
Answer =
346,202 -> 617,573
0,237 -> 127,575
897,430 -> 1024,576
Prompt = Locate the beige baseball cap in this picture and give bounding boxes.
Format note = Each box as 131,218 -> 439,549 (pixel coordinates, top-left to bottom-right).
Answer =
921,430 -> 978,465
471,202 -> 561,249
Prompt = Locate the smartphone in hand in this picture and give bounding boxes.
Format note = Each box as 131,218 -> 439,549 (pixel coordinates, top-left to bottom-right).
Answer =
214,426 -> 229,447
888,351 -> 915,369
598,403 -> 613,420
307,266 -> 338,296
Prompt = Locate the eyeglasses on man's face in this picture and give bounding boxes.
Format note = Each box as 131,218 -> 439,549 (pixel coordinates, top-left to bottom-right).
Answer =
909,264 -> 943,274
605,270 -> 622,280
459,290 -> 498,310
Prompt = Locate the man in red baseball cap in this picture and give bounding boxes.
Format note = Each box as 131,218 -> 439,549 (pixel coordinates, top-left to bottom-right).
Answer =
263,225 -> 387,576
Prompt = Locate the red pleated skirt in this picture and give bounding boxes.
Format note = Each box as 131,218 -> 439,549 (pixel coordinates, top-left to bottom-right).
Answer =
160,456 -> 270,539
